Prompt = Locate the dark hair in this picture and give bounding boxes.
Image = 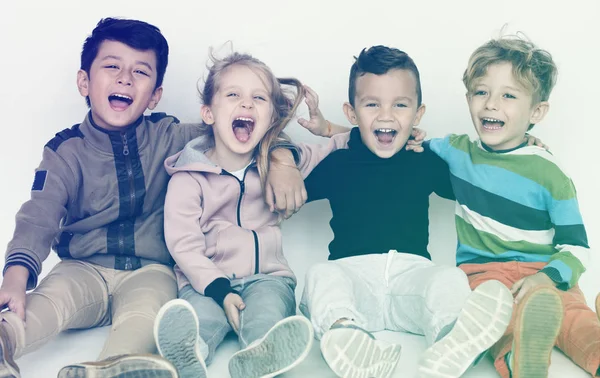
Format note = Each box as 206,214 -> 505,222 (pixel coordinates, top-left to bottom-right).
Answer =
348,45 -> 422,107
80,18 -> 169,106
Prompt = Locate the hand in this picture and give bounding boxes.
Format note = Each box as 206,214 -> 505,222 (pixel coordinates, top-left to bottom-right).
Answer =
406,127 -> 427,153
297,85 -> 329,137
223,293 -> 245,334
525,134 -> 550,150
511,272 -> 555,304
0,266 -> 29,321
265,150 -> 307,219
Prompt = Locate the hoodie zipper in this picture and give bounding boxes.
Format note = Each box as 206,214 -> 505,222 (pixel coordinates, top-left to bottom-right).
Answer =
120,132 -> 136,269
223,166 -> 260,274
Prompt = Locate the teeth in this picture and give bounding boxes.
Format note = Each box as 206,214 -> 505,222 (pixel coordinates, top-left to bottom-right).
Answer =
482,117 -> 502,123
235,117 -> 254,122
375,128 -> 395,133
111,94 -> 132,101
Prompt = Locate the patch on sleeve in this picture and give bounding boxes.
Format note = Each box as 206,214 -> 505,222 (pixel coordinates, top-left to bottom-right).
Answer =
32,170 -> 47,191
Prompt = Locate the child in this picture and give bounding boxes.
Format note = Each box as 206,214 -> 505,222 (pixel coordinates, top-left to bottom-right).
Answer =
152,51 -> 353,378
0,18 -> 304,378
295,45 -> 515,378
425,36 -> 599,377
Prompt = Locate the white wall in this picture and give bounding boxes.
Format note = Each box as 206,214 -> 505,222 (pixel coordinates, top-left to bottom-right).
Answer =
1,0 -> 598,304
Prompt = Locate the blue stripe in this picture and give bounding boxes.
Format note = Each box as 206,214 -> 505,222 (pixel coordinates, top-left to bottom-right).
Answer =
550,198 -> 584,226
456,243 -> 552,264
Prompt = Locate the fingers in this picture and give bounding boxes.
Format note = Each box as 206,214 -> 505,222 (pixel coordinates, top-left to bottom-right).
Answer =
411,127 -> 427,141
511,278 -> 524,295
9,300 -> 25,321
297,117 -> 310,129
229,308 -> 240,334
265,184 -> 275,212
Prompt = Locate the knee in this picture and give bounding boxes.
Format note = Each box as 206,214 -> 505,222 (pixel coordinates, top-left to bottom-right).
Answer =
305,262 -> 334,282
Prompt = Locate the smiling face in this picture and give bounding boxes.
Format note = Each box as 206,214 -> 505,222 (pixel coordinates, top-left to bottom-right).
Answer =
77,40 -> 162,130
200,64 -> 274,170
467,62 -> 549,151
344,69 -> 425,158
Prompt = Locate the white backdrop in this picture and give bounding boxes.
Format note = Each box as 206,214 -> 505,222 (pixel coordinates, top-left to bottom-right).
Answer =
1,0 -> 598,303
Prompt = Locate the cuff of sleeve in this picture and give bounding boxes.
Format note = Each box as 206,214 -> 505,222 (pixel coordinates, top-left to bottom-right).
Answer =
269,142 -> 301,165
540,267 -> 569,290
4,253 -> 39,290
204,277 -> 236,307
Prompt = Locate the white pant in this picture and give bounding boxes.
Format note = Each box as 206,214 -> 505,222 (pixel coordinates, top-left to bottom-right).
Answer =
299,251 -> 471,346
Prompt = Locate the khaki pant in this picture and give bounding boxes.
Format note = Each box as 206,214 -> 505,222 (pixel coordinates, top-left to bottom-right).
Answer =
460,261 -> 600,378
1,259 -> 177,360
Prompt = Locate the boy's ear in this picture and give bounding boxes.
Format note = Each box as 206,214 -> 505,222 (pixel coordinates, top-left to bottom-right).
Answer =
201,104 -> 215,125
343,102 -> 358,125
147,87 -> 163,110
77,70 -> 90,97
530,101 -> 549,124
412,104 -> 427,126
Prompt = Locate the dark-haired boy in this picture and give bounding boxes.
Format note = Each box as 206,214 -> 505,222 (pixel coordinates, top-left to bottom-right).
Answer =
297,45 -> 514,378
0,18 -> 204,378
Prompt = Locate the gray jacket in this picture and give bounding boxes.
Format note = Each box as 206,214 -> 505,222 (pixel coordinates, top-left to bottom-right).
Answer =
5,112 -> 206,289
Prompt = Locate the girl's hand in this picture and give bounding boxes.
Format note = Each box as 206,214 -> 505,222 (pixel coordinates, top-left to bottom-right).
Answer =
223,293 -> 246,334
266,149 -> 306,219
297,86 -> 329,137
406,127 -> 427,153
525,134 -> 550,150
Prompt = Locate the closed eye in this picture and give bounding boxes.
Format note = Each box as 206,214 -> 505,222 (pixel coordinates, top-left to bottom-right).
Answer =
134,69 -> 149,76
503,93 -> 516,99
227,93 -> 239,97
104,65 -> 119,69
254,95 -> 267,101
365,103 -> 378,108
473,90 -> 487,96
395,103 -> 408,108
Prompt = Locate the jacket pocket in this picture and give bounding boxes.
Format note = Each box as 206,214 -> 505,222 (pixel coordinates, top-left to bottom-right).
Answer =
214,226 -> 255,279
254,226 -> 289,274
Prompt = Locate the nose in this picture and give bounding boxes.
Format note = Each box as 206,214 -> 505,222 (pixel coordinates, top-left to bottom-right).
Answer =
240,97 -> 253,109
377,106 -> 393,122
485,94 -> 498,110
117,71 -> 132,86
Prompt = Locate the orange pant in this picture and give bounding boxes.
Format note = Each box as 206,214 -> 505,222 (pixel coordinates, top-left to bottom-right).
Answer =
460,261 -> 600,378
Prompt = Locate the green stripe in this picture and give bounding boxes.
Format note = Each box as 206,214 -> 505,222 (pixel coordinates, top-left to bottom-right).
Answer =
456,216 -> 556,256
449,135 -> 574,200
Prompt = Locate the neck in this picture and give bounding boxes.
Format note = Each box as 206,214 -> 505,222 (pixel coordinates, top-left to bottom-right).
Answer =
206,145 -> 253,172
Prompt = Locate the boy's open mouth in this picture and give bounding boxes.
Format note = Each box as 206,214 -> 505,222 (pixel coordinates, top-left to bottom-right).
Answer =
481,117 -> 505,130
374,128 -> 397,145
108,94 -> 133,110
232,117 -> 255,143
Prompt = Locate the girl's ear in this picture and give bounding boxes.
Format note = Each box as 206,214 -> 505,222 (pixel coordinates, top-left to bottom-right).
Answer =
201,105 -> 215,125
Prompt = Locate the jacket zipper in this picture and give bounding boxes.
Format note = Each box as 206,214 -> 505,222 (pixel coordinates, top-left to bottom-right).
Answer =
120,132 -> 135,269
224,166 -> 259,274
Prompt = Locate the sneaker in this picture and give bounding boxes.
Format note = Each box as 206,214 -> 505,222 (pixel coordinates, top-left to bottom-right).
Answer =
511,285 -> 563,378
154,299 -> 208,378
0,323 -> 19,378
320,321 -> 401,378
417,279 -> 513,378
57,354 -> 177,378
228,315 -> 314,378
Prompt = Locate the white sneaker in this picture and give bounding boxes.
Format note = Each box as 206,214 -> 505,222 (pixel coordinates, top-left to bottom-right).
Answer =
418,279 -> 513,377
154,299 -> 208,378
320,322 -> 401,378
228,315 -> 314,378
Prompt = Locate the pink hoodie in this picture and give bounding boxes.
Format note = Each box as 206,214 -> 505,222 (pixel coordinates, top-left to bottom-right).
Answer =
163,132 -> 350,294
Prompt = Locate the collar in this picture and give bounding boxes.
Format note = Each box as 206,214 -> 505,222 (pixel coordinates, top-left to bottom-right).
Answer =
79,112 -> 148,154
480,139 -> 528,154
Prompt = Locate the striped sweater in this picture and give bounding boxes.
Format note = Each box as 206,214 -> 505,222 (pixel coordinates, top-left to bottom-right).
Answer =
428,134 -> 589,289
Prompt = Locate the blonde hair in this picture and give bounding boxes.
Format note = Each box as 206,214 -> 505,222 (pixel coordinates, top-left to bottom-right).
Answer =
199,50 -> 305,190
463,35 -> 557,105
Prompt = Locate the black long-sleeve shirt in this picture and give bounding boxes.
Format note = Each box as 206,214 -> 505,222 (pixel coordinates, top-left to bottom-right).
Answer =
304,127 -> 454,261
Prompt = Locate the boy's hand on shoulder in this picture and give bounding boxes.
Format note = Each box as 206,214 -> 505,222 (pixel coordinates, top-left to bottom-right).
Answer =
266,151 -> 307,219
223,293 -> 245,335
511,272 -> 555,304
297,85 -> 329,137
525,133 -> 550,150
406,127 -> 427,153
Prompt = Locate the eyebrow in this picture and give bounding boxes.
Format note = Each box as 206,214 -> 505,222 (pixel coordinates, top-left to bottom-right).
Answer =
359,95 -> 413,102
100,55 -> 154,71
221,85 -> 269,94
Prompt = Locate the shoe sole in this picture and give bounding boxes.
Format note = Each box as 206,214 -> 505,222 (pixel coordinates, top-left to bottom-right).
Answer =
321,325 -> 401,378
513,286 -> 563,378
228,315 -> 314,378
418,279 -> 514,377
57,355 -> 177,378
154,299 -> 208,378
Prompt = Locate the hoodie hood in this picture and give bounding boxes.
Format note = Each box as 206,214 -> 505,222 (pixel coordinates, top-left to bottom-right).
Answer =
164,135 -> 221,176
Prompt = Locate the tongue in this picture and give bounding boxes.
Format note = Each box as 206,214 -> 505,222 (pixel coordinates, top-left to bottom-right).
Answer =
376,132 -> 394,144
233,126 -> 251,143
109,99 -> 130,111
